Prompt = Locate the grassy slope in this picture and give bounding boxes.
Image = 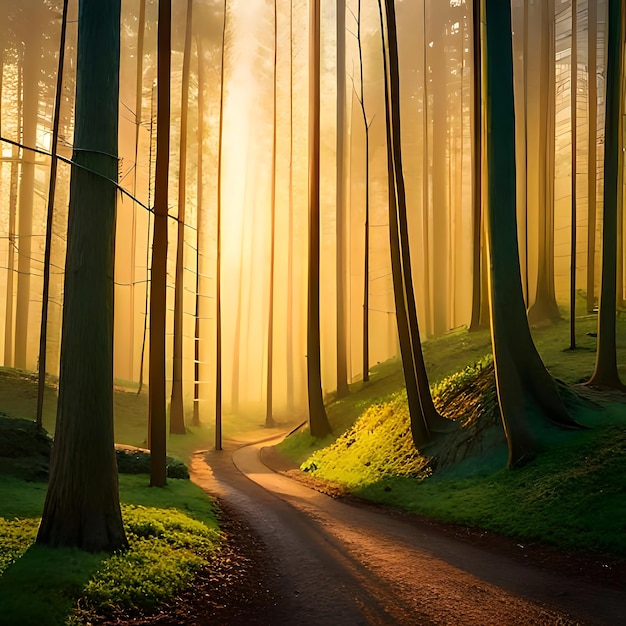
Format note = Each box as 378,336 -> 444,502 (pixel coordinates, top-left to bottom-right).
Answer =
0,475 -> 221,626
279,314 -> 626,558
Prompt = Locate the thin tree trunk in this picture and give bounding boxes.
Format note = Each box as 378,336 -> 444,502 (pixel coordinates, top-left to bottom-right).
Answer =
569,0 -> 577,348
586,0 -> 597,313
4,62 -> 20,368
285,0 -> 295,411
36,0 -> 127,552
266,0 -> 278,428
137,83 -> 156,395
587,0 -> 625,389
469,0 -> 483,331
421,0 -> 432,337
37,0 -> 69,430
15,45 -> 39,369
307,0 -> 332,438
215,0 -> 228,450
130,0 -> 146,382
336,0 -> 348,398
169,0 -> 194,435
193,36 -> 205,428
149,0 -> 172,488
356,0 -> 370,382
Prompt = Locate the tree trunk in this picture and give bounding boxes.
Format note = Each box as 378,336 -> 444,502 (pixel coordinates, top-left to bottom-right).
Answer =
4,62 -> 20,369
169,0 -> 194,435
285,0 -> 295,411
483,0 -> 580,469
569,0 -> 578,348
215,0 -> 228,450
37,0 -> 69,430
469,0 -> 483,332
527,0 -> 560,325
307,0 -> 332,438
36,0 -> 127,552
193,36 -> 205,428
266,0 -> 278,428
149,0 -> 172,488
384,0 -> 451,438
356,0 -> 370,382
586,0 -> 597,313
587,0 -> 625,389
335,0 -> 348,398
15,43 -> 39,369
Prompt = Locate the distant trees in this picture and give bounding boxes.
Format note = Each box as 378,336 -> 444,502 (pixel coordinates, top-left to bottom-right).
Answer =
37,0 -> 127,551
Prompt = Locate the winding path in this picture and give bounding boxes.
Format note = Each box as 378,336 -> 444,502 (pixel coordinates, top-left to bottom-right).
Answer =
191,435 -> 625,625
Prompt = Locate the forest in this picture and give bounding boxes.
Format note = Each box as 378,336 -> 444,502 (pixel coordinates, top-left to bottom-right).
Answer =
0,0 -> 625,624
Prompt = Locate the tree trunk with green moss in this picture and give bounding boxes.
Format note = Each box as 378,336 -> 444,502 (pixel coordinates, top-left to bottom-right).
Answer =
483,0 -> 580,468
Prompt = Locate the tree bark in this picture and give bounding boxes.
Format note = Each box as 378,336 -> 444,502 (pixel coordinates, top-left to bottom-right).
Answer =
169,0 -> 194,435
484,0 -> 580,468
36,0 -> 127,552
586,0 -> 597,313
215,0 -> 228,450
569,0 -> 578,348
587,0 -> 625,389
307,0 -> 332,438
37,0 -> 69,430
335,0 -> 349,398
527,0 -> 560,325
266,0 -> 278,428
149,0 -> 172,487
15,41 -> 39,369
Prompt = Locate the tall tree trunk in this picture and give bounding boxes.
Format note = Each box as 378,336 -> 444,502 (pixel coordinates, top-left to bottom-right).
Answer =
193,36 -> 205,428
285,0 -> 295,411
430,0 -> 449,336
469,0 -> 483,331
149,0 -> 172,488
36,0 -> 127,552
377,0 -> 428,446
15,42 -> 39,369
483,0 -> 580,468
420,0 -> 432,337
587,0 -> 625,389
169,0 -> 194,435
137,83 -> 156,395
527,0 -> 560,325
130,0 -> 147,382
307,0 -> 332,438
569,0 -> 578,349
586,0 -> 597,313
215,0 -> 228,450
356,0 -> 370,382
4,62 -> 21,368
37,0 -> 69,430
384,0 -> 452,440
266,0 -> 278,428
335,0 -> 348,398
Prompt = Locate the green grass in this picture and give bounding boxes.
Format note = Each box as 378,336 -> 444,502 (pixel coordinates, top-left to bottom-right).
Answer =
0,475 -> 221,626
281,314 -> 626,559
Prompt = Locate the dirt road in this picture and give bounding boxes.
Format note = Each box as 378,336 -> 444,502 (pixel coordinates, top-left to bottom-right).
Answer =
191,436 -> 625,626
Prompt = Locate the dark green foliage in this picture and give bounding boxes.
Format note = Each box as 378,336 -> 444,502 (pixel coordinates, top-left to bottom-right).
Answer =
0,415 -> 189,480
115,448 -> 189,479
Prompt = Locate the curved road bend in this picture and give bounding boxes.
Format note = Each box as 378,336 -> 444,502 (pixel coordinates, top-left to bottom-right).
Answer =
191,437 -> 625,626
